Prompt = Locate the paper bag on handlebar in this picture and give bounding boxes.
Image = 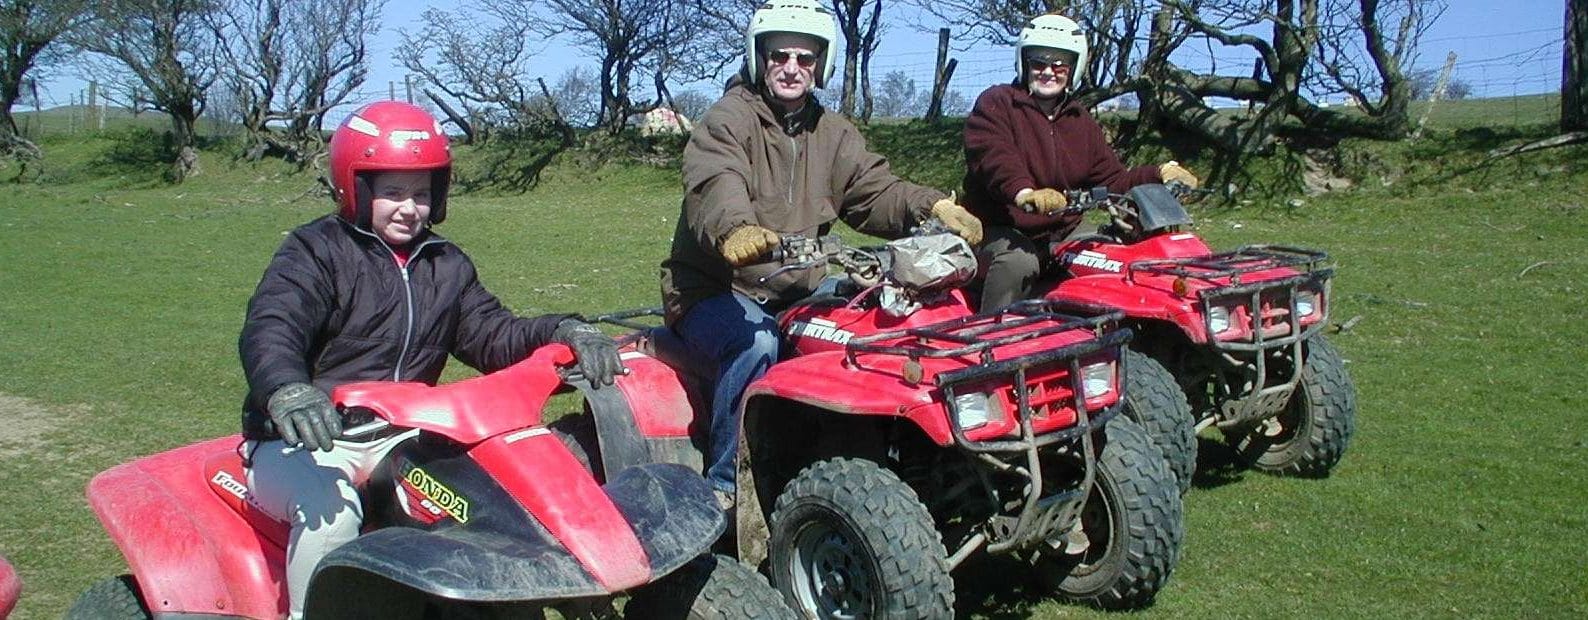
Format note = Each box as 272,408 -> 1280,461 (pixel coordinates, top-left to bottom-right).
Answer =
886,233 -> 977,296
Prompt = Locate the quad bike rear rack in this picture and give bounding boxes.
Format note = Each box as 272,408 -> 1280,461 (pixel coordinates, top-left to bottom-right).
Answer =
1133,245 -> 1334,425
844,299 -> 1131,556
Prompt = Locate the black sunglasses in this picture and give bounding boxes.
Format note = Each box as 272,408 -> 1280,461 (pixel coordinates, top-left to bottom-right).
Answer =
767,49 -> 819,68
1026,56 -> 1072,72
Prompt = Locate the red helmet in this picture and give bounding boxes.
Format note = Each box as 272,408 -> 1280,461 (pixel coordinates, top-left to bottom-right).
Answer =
328,101 -> 452,228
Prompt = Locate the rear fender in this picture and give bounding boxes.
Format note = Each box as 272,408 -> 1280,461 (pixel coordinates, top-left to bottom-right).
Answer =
85,436 -> 285,619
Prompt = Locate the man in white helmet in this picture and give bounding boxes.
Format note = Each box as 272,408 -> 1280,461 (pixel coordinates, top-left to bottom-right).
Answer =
660,0 -> 983,508
961,13 -> 1201,311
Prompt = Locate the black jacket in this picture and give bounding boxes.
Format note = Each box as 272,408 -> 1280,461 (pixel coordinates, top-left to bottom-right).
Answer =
239,215 -> 569,439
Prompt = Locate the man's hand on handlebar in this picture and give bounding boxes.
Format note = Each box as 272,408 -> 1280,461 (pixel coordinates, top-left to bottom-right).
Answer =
929,194 -> 983,245
720,224 -> 781,267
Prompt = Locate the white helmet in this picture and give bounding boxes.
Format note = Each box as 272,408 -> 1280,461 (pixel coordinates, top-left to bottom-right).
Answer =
1017,14 -> 1089,86
744,0 -> 838,89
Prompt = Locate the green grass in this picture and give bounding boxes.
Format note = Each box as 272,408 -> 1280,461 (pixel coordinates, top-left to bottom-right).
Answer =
1,98 -> 1585,618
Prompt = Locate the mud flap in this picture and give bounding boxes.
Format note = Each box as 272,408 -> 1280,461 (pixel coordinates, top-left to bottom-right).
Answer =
567,376 -> 653,479
305,463 -> 724,610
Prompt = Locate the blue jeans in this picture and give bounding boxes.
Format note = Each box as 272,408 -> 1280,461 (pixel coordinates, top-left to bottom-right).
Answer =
675,292 -> 780,493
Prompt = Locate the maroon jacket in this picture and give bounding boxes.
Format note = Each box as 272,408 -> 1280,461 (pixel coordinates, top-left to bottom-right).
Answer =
962,83 -> 1161,234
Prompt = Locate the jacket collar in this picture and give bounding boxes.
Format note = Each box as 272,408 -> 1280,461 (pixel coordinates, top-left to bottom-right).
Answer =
1004,82 -> 1084,118
337,216 -> 448,261
729,79 -> 823,136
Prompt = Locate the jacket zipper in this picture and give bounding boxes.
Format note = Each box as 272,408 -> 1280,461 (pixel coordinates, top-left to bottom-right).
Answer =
359,229 -> 440,382
787,135 -> 798,206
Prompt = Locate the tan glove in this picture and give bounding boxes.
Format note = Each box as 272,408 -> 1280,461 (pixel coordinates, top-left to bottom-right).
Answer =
720,224 -> 780,267
1016,188 -> 1068,215
1159,161 -> 1200,190
930,196 -> 983,246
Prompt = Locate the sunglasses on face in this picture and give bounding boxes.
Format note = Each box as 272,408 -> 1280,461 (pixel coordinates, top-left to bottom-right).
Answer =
767,49 -> 819,68
1026,57 -> 1072,73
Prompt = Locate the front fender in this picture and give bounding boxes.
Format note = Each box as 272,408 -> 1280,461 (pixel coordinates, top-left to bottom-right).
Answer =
306,462 -> 722,608
1045,276 -> 1209,343
85,436 -> 285,619
742,352 -> 952,445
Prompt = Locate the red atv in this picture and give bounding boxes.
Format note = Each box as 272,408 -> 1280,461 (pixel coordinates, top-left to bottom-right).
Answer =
68,346 -> 793,619
1037,183 -> 1357,487
571,230 -> 1184,617
0,553 -> 19,618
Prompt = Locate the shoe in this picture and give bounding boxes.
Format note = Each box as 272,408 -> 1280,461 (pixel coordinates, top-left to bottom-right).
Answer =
714,489 -> 736,512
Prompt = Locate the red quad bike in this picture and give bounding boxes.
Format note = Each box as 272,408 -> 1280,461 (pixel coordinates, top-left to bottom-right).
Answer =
573,229 -> 1184,618
1,553 -> 19,618
68,345 -> 794,619
1038,183 -> 1357,487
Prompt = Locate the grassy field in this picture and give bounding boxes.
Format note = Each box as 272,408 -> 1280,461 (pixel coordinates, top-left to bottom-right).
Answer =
1,97 -> 1585,618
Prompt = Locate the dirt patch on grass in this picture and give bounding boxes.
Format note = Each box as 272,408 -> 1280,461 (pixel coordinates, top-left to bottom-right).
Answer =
0,393 -> 81,458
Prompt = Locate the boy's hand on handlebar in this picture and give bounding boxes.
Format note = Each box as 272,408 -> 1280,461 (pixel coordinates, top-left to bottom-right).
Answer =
553,320 -> 625,387
266,382 -> 341,452
1017,188 -> 1069,215
930,196 -> 983,245
720,225 -> 781,267
1159,161 -> 1200,190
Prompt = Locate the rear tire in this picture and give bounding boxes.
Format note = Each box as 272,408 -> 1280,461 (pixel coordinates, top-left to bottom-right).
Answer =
1034,419 -> 1183,610
67,575 -> 150,620
769,458 -> 954,619
1122,349 -> 1196,495
1234,335 -> 1356,477
625,554 -> 797,619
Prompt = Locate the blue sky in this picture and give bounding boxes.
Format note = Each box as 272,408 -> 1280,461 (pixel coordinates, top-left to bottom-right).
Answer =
36,1 -> 1570,114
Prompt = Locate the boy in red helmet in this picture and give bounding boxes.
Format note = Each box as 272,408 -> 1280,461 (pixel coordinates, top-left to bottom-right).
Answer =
237,101 -> 623,618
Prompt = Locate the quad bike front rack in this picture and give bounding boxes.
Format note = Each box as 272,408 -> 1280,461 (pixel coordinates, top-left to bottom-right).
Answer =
1133,245 -> 1335,425
843,299 -> 1131,555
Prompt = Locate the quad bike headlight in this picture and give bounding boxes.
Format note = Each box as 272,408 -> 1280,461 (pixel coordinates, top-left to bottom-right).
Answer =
1295,290 -> 1319,318
1208,305 -> 1233,334
1081,361 -> 1115,399
952,391 -> 1002,430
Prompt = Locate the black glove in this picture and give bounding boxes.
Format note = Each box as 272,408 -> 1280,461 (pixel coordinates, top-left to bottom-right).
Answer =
266,382 -> 342,452
553,319 -> 625,387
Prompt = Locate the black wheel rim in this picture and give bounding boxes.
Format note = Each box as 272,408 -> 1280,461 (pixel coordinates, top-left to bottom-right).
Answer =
1070,475 -> 1121,578
787,515 -> 874,620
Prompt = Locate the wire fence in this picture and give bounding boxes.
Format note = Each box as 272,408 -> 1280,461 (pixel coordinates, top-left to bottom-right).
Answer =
22,25 -> 1569,140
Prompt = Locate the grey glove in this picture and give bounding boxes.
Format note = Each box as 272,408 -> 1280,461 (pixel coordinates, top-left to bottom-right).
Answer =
266,382 -> 342,451
553,319 -> 625,387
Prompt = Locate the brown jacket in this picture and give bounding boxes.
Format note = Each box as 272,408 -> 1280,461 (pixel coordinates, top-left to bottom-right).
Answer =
660,82 -> 944,325
962,83 -> 1161,235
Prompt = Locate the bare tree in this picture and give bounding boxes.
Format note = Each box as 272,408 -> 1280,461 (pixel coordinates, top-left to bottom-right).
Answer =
1566,0 -> 1586,131
397,3 -> 546,141
210,0 -> 383,163
686,0 -> 762,84
71,0 -> 221,180
0,0 -> 87,151
550,66 -> 600,129
828,0 -> 885,119
533,0 -> 698,132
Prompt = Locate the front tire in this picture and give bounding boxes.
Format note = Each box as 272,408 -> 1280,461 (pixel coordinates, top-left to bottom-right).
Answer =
67,575 -> 150,620
769,458 -> 954,619
1035,418 -> 1183,610
1122,349 -> 1196,495
625,554 -> 797,619
1234,335 -> 1357,477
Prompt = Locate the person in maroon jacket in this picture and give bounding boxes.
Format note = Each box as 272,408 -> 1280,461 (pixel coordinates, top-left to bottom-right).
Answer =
962,13 -> 1201,310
